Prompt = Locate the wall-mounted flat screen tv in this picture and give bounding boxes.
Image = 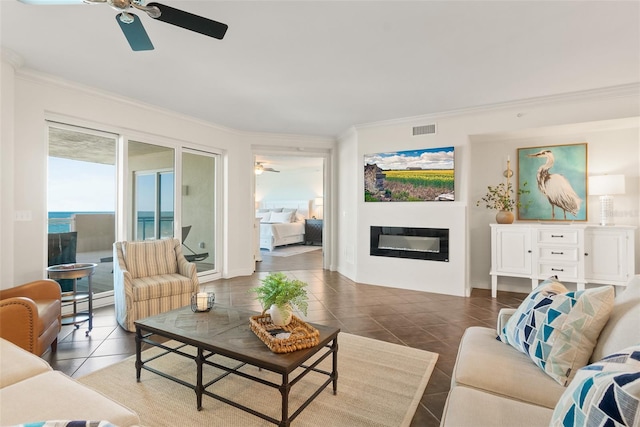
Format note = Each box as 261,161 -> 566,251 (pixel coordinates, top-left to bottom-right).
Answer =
364,146 -> 454,202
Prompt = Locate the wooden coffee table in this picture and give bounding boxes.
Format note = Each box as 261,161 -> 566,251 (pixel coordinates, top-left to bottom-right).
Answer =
134,304 -> 340,427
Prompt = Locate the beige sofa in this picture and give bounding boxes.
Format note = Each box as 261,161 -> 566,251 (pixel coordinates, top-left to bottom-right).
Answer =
0,338 -> 140,426
440,275 -> 640,427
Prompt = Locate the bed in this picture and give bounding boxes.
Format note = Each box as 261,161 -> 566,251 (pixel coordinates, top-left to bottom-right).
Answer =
257,200 -> 312,251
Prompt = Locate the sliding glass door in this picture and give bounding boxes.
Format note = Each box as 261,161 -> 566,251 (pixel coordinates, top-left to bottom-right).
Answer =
128,141 -> 175,242
47,124 -> 117,295
181,149 -> 218,274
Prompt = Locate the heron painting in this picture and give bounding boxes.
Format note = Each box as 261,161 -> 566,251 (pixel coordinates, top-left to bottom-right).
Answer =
517,143 -> 587,221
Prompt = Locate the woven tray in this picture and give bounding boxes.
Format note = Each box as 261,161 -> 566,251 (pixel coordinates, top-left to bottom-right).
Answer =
250,313 -> 320,353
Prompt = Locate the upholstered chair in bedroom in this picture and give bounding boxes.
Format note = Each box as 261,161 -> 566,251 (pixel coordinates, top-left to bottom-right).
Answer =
113,238 -> 199,332
0,279 -> 62,356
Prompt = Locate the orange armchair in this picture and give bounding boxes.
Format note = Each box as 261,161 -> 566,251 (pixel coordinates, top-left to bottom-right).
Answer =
0,279 -> 62,356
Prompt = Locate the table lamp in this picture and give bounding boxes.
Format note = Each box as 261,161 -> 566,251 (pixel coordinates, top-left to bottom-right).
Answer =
588,175 -> 625,226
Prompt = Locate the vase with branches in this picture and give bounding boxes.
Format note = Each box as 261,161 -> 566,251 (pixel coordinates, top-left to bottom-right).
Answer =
477,181 -> 530,224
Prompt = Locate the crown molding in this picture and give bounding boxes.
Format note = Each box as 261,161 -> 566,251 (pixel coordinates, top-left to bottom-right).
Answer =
1,47 -> 24,69
353,83 -> 640,132
13,67 -> 335,143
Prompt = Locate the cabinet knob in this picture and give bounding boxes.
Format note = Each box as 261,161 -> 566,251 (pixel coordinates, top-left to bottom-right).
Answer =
527,250 -> 532,253
585,253 -> 589,256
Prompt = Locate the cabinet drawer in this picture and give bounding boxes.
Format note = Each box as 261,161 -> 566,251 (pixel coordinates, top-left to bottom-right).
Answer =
538,247 -> 579,262
538,263 -> 579,280
537,229 -> 579,245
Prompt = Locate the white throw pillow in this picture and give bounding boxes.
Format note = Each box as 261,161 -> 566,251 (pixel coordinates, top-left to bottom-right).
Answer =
269,211 -> 293,223
256,211 -> 271,222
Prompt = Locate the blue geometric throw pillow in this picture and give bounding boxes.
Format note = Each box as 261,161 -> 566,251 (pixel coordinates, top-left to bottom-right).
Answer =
550,345 -> 640,427
499,278 -> 615,385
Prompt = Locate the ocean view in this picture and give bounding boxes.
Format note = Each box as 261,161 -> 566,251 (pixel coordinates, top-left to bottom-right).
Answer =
48,211 -> 174,239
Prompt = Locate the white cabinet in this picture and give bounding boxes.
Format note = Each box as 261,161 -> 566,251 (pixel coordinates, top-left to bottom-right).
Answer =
490,224 -> 635,297
585,228 -> 635,284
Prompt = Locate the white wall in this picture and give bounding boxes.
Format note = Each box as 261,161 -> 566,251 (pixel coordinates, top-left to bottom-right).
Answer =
337,86 -> 640,297
0,61 -> 334,288
255,165 -> 323,209
469,121 -> 640,293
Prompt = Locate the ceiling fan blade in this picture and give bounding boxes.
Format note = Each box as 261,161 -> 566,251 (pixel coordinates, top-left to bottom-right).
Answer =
147,2 -> 228,40
116,13 -> 154,51
264,168 -> 280,173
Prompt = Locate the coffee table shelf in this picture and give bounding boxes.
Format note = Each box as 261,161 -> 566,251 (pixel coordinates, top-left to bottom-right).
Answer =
134,304 -> 340,427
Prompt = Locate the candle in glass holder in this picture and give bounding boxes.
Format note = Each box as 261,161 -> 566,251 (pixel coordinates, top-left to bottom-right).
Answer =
196,292 -> 208,310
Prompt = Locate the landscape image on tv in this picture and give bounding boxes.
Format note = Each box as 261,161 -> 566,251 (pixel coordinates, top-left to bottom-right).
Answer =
364,146 -> 454,202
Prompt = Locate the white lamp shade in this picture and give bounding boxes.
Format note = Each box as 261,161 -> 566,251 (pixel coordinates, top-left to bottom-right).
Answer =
588,175 -> 625,196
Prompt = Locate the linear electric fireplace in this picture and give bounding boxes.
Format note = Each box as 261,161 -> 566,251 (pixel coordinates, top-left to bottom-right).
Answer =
370,226 -> 449,262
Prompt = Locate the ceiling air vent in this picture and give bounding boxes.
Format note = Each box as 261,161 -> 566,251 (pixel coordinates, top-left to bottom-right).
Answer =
412,124 -> 436,136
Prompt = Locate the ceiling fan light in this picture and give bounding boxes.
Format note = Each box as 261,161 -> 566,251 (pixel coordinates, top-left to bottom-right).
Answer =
254,165 -> 264,175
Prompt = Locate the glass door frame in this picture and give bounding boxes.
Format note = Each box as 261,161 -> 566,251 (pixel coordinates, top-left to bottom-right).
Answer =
181,147 -> 223,283
45,115 -> 224,310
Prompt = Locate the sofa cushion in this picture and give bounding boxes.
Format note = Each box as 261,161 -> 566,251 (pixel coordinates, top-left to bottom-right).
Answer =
0,338 -> 51,388
122,239 -> 178,279
452,326 -> 566,409
0,371 -> 140,426
590,275 -> 640,363
499,278 -> 614,385
440,385 -> 554,427
551,345 -> 640,427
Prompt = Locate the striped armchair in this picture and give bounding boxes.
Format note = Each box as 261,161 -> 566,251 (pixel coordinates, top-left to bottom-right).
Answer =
113,239 -> 199,332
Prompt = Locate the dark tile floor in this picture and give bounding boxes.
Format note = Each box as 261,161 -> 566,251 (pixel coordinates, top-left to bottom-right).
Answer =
42,247 -> 526,426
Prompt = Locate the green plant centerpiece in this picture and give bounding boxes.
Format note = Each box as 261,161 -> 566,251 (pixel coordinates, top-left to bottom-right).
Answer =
477,181 -> 530,224
250,272 -> 308,326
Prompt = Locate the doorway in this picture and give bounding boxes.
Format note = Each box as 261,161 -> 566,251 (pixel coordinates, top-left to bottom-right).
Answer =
254,154 -> 326,271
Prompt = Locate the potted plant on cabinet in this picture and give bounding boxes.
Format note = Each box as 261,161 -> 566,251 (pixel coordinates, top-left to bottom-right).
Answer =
250,272 -> 309,326
477,181 -> 530,224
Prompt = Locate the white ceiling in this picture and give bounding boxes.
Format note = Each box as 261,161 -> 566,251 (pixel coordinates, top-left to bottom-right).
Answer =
1,1 -> 639,138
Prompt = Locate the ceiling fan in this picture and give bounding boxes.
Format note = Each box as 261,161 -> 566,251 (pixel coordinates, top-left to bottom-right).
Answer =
254,162 -> 280,175
17,0 -> 228,51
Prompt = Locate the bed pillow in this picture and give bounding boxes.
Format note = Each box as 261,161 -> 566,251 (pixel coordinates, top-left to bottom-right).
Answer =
270,211 -> 293,223
550,345 -> 640,427
256,211 -> 271,222
499,278 -> 615,386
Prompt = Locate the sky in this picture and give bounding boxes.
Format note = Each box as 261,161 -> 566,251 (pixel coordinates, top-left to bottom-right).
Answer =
48,157 -> 116,212
364,146 -> 454,170
48,157 -> 174,213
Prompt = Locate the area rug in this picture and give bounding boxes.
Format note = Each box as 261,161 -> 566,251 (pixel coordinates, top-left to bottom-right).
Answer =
263,245 -> 321,257
78,333 -> 438,427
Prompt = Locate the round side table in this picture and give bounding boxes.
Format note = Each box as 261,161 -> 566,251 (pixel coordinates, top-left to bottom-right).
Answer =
47,263 -> 97,336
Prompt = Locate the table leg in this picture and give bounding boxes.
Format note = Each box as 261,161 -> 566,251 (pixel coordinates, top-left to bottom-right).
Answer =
331,337 -> 339,395
279,372 -> 291,426
135,328 -> 142,382
196,347 -> 204,411
86,274 -> 93,336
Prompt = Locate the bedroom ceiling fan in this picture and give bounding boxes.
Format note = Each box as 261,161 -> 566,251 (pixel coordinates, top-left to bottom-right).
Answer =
17,0 -> 228,51
254,162 -> 280,175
